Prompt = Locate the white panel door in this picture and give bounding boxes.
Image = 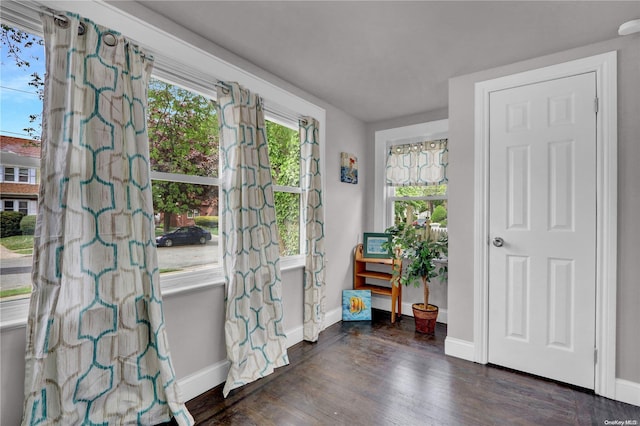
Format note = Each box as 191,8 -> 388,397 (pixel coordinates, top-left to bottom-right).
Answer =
488,72 -> 597,389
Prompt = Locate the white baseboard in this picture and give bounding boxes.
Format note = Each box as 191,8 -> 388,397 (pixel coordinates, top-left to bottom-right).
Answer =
178,320 -> 315,401
178,359 -> 230,401
615,378 -> 640,407
371,296 -> 448,324
286,325 -> 303,347
324,306 -> 342,329
444,337 -> 475,362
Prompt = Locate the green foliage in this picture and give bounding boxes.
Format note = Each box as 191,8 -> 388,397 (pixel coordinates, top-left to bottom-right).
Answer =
0,286 -> 32,299
401,239 -> 446,287
383,222 -> 447,307
395,185 -> 447,197
0,234 -> 34,253
195,216 -> 218,227
431,205 -> 447,223
1,211 -> 25,237
274,192 -> 300,256
392,185 -> 447,225
20,215 -> 36,235
266,121 -> 301,255
266,121 -> 300,187
147,78 -> 220,231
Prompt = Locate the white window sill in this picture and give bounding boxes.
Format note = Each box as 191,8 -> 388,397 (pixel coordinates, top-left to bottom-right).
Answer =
0,255 -> 305,331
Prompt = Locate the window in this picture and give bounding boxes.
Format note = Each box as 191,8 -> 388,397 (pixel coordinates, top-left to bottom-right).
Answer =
389,185 -> 448,232
267,121 -> 301,256
1,199 -> 36,214
3,167 -> 15,182
374,120 -> 449,233
0,8 -> 324,307
18,168 -> 29,182
386,139 -> 448,235
2,167 -> 36,183
0,47 -> 303,301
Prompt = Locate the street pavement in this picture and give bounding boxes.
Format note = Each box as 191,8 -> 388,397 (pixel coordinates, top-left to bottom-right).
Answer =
0,238 -> 219,293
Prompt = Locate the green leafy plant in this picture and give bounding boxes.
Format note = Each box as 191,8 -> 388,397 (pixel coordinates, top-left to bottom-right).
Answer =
1,211 -> 25,237
194,216 -> 218,228
20,215 -> 37,235
382,222 -> 447,310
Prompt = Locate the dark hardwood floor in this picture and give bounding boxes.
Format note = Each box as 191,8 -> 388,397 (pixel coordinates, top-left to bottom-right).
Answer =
185,310 -> 640,425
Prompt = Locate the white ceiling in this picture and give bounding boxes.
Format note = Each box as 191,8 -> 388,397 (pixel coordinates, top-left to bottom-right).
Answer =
136,1 -> 639,123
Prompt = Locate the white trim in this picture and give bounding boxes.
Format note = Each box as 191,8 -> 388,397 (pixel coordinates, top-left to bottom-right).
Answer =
323,306 -> 343,330
473,52 -> 617,398
371,296 -> 448,324
178,359 -> 230,402
177,318 -> 311,401
615,379 -> 640,407
374,119 -> 449,231
0,259 -> 306,329
444,337 -> 475,362
286,325 -> 304,348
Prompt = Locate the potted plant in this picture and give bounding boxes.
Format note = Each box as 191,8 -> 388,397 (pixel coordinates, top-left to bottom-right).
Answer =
383,222 -> 447,334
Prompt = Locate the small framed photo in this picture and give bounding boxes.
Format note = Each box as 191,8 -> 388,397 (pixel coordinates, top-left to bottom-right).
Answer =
342,290 -> 372,321
340,152 -> 358,184
363,232 -> 391,258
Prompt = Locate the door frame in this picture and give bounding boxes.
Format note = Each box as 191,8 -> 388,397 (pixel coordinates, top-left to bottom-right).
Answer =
473,51 -> 617,398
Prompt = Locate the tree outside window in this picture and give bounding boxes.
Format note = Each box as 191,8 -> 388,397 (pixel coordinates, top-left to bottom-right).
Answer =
0,25 -> 306,300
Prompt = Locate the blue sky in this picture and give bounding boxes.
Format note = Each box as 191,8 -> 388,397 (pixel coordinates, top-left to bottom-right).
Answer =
0,33 -> 45,139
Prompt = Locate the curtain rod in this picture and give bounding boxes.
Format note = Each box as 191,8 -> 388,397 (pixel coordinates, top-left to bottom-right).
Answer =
41,7 -> 68,23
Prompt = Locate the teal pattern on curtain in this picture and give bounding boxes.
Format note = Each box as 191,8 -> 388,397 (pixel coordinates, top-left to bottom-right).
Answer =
385,139 -> 448,186
22,13 -> 193,425
216,82 -> 289,397
300,117 -> 326,342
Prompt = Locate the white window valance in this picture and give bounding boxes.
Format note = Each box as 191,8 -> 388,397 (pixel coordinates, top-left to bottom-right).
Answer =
385,139 -> 448,186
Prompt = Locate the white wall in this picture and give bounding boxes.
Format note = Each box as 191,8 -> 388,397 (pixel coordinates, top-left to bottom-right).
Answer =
447,34 -> 640,390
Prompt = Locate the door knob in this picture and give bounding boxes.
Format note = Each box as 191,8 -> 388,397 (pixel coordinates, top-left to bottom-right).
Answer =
492,237 -> 504,247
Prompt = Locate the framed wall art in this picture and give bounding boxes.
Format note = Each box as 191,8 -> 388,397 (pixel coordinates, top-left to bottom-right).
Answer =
363,232 -> 392,258
340,152 -> 358,184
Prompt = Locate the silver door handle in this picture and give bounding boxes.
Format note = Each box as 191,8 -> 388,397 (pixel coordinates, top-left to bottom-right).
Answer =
492,237 -> 504,247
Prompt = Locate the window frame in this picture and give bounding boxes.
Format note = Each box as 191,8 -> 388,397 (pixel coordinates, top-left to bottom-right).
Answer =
1,166 -> 37,184
3,167 -> 16,182
374,120 -> 449,231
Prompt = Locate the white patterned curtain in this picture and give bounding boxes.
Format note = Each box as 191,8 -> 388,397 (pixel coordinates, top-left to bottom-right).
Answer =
385,139 -> 448,186
216,82 -> 289,397
300,118 -> 326,342
22,13 -> 193,426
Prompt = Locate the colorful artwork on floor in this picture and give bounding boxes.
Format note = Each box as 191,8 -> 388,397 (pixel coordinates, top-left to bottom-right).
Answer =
342,289 -> 372,321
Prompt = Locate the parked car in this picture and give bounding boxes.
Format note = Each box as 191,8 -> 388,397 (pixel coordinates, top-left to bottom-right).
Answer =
156,226 -> 212,247
412,218 -> 427,228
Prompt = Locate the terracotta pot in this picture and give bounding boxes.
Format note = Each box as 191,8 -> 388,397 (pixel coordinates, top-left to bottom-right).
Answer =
412,303 -> 438,334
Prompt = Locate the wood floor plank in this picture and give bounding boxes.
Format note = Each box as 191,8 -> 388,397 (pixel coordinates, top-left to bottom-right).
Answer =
184,310 -> 640,425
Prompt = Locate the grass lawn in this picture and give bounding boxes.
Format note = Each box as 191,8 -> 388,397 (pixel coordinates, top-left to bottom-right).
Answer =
0,286 -> 32,299
0,235 -> 34,254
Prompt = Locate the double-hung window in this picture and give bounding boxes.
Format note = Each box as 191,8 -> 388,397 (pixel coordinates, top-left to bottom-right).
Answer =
1,167 -> 36,183
374,120 -> 449,234
0,20 -> 312,302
